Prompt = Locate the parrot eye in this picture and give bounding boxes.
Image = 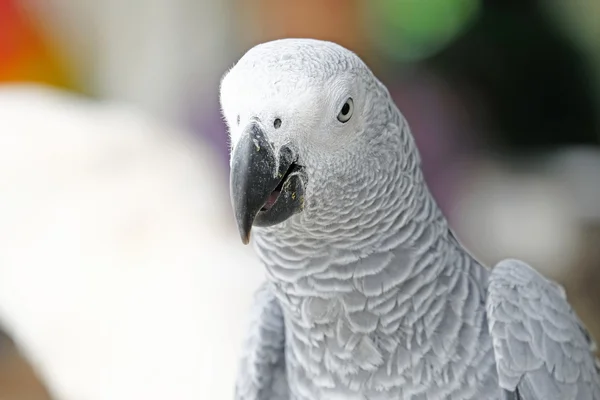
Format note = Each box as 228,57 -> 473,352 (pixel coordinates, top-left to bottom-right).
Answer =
337,98 -> 354,123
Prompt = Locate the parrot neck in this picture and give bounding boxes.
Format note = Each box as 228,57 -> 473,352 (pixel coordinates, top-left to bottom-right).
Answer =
251,180 -> 494,391
252,173 -> 489,308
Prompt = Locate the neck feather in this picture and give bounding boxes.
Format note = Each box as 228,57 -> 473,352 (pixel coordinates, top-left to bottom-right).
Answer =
252,169 -> 484,296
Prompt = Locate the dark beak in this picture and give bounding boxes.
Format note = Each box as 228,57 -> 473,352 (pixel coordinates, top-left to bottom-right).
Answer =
230,122 -> 306,244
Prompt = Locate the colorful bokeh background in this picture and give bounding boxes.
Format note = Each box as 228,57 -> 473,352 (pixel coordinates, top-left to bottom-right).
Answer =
1,0 -> 599,398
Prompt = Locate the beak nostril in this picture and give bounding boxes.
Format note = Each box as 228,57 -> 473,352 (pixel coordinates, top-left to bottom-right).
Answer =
274,118 -> 282,129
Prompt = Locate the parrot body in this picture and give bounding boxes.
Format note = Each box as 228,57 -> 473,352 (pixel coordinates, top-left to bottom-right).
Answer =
221,39 -> 600,400
254,229 -> 498,400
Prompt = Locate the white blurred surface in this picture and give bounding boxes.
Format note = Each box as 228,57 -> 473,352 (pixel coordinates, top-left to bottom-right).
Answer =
0,84 -> 263,400
451,154 -> 598,279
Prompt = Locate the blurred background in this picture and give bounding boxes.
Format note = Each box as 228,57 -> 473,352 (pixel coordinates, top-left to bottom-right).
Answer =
0,0 -> 599,398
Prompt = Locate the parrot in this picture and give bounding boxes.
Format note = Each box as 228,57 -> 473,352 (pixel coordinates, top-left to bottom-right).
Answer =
220,38 -> 600,400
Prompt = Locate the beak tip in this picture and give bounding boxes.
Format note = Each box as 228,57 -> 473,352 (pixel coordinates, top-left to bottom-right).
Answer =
240,230 -> 251,245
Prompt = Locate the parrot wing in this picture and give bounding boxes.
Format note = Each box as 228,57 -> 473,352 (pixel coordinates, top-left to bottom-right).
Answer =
235,282 -> 288,400
486,258 -> 600,399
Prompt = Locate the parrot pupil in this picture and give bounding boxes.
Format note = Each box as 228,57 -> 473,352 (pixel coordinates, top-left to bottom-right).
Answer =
341,103 -> 350,115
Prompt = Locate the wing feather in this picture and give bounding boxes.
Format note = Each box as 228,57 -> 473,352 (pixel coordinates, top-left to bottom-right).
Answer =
235,282 -> 288,400
487,259 -> 600,399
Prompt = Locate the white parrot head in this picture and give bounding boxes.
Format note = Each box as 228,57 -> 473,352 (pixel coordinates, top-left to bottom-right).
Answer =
220,38 -> 416,244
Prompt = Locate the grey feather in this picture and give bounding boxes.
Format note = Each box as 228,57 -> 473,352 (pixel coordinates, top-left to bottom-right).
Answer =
235,282 -> 288,400
487,259 -> 600,400
502,389 -> 521,400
